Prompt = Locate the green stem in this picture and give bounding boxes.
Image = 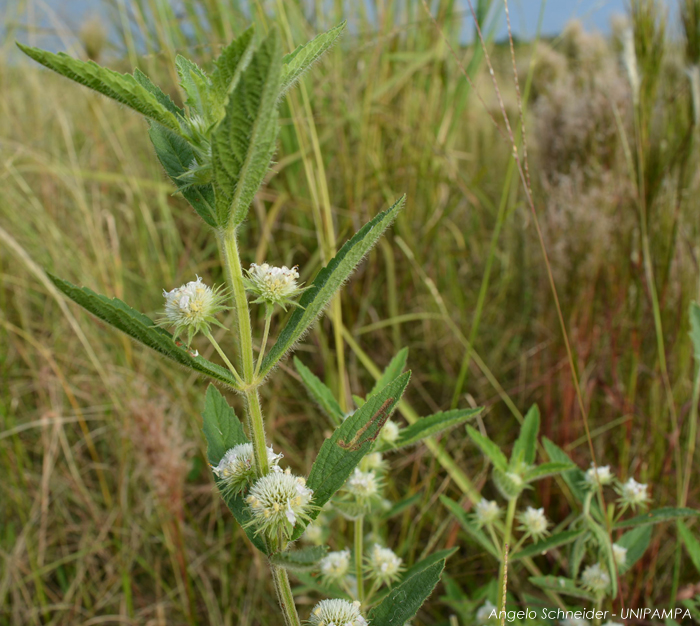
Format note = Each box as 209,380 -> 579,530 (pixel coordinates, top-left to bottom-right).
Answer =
203,329 -> 244,387
355,516 -> 365,603
499,498 -> 517,613
271,564 -> 302,626
255,313 -> 272,379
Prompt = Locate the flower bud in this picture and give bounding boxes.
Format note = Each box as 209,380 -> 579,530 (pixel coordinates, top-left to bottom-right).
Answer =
245,468 -> 314,538
517,506 -> 550,540
379,419 -> 400,445
211,444 -> 282,495
474,499 -> 502,527
366,543 -> 403,584
493,468 -> 525,500
319,549 -> 351,582
309,599 -> 367,626
162,276 -> 228,345
612,543 -> 627,566
580,562 -> 610,594
243,263 -> 305,311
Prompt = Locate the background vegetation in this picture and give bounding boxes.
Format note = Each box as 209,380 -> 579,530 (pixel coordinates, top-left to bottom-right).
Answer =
1,0 -> 699,624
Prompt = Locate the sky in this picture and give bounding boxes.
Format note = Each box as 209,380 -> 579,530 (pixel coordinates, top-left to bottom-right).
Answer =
2,0 -> 679,55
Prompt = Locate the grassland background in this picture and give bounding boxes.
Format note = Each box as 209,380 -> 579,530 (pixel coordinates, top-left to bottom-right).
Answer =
1,0 -> 699,624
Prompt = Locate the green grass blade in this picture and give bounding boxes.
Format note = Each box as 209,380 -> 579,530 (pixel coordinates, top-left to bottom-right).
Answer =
280,21 -> 346,95
48,274 -> 240,389
17,43 -> 182,133
260,196 -> 405,378
211,29 -> 282,228
202,386 -> 267,553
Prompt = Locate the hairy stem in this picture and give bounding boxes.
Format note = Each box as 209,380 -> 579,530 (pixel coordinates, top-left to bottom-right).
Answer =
499,498 -> 517,613
355,516 -> 365,603
271,564 -> 302,626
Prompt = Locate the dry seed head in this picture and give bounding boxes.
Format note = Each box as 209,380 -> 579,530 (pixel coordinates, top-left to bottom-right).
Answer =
308,599 -> 367,626
246,468 -> 313,537
212,444 -> 282,494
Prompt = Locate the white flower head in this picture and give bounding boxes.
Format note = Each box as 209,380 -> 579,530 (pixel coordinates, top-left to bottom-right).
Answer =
585,464 -> 614,487
517,506 -> 550,540
367,543 -> 403,584
162,276 -> 228,345
476,600 -> 497,624
345,468 -> 381,501
212,444 -> 282,495
244,263 -> 305,311
581,563 -> 611,594
309,599 -> 367,626
302,521 -> 324,544
319,549 -> 351,582
362,452 -> 387,472
617,477 -> 650,509
474,499 -> 502,527
380,420 -> 400,445
245,468 -> 314,538
612,543 -> 627,566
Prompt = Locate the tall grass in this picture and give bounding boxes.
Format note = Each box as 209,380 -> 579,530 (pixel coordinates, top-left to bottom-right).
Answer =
1,0 -> 699,623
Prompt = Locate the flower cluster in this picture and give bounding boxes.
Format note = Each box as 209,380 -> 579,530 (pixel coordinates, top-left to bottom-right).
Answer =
580,562 -> 610,594
584,464 -> 614,487
345,468 -> 381,501
308,599 -> 367,626
162,276 -> 228,345
617,477 -> 650,509
211,444 -> 282,495
319,549 -> 351,583
246,468 -> 314,538
366,543 -> 403,584
517,506 -> 550,541
474,499 -> 501,527
244,263 -> 305,311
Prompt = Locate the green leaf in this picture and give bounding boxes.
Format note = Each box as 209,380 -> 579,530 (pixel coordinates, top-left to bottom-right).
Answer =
367,559 -> 445,626
280,21 -> 346,95
269,545 -> 328,571
400,548 -> 457,581
615,525 -> 652,574
690,301 -> 700,362
614,507 -> 700,529
511,529 -> 584,562
133,68 -> 183,116
368,347 -> 408,399
529,576 -> 596,601
17,43 -> 182,133
48,274 -> 241,389
175,55 -> 211,118
542,437 -> 589,505
523,461 -> 576,483
147,122 -> 217,226
391,407 -> 482,450
201,386 -> 267,554
380,492 -> 422,520
293,372 -> 410,540
211,27 -> 256,111
588,519 -> 617,597
211,29 -> 282,228
569,532 -> 589,579
511,404 -> 539,467
440,496 -> 500,559
294,356 -> 344,426
678,520 -> 700,574
260,196 -> 405,377
466,426 -> 508,472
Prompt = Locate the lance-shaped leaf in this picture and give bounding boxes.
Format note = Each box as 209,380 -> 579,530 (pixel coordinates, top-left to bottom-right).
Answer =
133,68 -> 183,116
367,347 -> 409,399
523,461 -> 576,483
294,356 -> 343,425
49,274 -> 240,389
614,507 -> 700,529
615,525 -> 652,574
511,529 -> 584,562
678,520 -> 700,574
569,531 -> 589,579
542,437 -> 590,506
440,496 -> 500,559
466,426 -> 508,472
588,519 -> 617,597
291,372 -> 410,540
202,386 -> 267,553
211,27 -> 256,108
510,404 -> 539,467
175,55 -> 212,118
269,545 -> 328,571
148,123 -> 217,226
280,21 -> 346,95
529,576 -> 596,601
211,29 -> 282,228
260,196 -> 405,377
367,558 -> 446,626
386,407 -> 482,451
17,43 -> 183,134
